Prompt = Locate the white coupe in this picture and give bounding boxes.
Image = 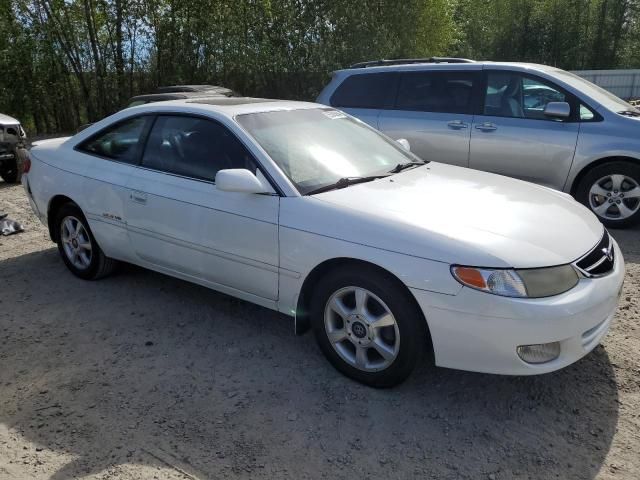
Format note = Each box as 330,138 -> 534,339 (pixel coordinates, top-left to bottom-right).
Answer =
22,98 -> 625,387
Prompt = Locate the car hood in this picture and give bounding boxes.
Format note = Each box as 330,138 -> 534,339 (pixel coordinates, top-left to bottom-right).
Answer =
308,162 -> 603,268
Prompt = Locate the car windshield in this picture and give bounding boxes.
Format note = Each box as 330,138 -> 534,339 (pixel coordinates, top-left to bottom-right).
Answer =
236,108 -> 421,194
552,69 -> 638,113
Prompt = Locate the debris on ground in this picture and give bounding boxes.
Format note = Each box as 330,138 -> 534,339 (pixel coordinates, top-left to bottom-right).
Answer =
0,213 -> 24,236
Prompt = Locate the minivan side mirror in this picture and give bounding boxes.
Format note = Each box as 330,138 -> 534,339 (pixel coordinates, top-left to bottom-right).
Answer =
396,138 -> 411,151
543,102 -> 571,119
215,168 -> 269,194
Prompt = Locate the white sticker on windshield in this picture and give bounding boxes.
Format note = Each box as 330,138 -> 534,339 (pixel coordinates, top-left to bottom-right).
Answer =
322,110 -> 347,120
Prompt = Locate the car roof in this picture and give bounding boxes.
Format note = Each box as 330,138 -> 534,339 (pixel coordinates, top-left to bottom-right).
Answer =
334,61 -> 558,75
0,112 -> 20,125
126,97 -> 322,117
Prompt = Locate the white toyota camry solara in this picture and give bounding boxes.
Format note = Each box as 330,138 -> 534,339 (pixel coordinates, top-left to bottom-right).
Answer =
22,98 -> 625,387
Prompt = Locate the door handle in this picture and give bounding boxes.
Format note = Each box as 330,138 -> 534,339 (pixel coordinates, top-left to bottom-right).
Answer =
447,120 -> 468,129
130,191 -> 147,204
475,122 -> 497,132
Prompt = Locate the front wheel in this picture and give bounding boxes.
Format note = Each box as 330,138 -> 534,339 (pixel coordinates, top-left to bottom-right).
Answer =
576,161 -> 640,228
311,266 -> 428,387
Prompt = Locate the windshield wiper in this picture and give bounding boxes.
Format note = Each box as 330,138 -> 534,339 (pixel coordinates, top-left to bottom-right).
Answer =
388,161 -> 426,174
305,175 -> 390,195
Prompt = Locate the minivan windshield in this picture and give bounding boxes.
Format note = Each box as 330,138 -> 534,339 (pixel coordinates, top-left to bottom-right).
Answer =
552,69 -> 638,113
236,108 -> 421,194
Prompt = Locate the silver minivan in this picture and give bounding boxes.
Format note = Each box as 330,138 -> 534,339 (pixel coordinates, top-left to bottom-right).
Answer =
317,58 -> 640,228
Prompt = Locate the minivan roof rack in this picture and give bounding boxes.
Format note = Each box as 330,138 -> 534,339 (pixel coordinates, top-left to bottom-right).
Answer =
349,57 -> 475,69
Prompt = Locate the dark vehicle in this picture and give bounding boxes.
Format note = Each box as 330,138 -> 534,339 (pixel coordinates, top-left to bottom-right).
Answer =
154,84 -> 231,94
126,85 -> 237,108
77,85 -> 238,132
0,113 -> 27,183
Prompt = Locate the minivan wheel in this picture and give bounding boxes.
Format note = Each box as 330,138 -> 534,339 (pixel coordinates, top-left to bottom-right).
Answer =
55,203 -> 117,279
310,266 -> 427,388
576,161 -> 640,228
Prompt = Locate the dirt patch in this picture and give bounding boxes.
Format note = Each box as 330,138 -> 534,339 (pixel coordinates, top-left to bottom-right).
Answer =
1,181 -> 639,479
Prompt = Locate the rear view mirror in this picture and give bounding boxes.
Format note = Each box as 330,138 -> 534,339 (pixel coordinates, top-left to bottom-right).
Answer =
216,169 -> 269,194
396,138 -> 411,151
543,102 -> 570,119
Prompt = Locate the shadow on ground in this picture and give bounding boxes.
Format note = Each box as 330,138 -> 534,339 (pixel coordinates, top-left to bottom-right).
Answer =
0,248 -> 622,479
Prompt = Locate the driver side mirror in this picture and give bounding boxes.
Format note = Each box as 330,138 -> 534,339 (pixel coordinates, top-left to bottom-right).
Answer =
543,102 -> 571,119
215,169 -> 269,194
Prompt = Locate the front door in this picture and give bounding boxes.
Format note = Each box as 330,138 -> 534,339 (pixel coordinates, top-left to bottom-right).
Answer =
469,71 -> 579,190
377,70 -> 480,167
124,115 -> 280,301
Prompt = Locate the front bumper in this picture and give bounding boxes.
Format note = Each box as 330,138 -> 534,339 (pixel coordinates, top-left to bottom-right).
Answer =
411,240 -> 625,375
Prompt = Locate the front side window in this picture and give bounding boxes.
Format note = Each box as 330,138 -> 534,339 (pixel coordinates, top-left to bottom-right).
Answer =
141,115 -> 256,182
80,116 -> 150,163
330,73 -> 394,109
237,108 -> 420,195
484,72 -> 568,120
395,71 -> 476,114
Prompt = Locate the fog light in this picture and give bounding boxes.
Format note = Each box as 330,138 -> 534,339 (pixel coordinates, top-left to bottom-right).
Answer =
516,342 -> 561,364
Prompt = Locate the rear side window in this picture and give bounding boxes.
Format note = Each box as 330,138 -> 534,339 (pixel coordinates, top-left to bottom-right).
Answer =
141,115 -> 256,182
79,116 -> 150,164
330,73 -> 394,109
395,71 -> 476,114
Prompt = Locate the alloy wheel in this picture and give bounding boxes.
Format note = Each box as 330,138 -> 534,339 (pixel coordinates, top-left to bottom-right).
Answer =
589,174 -> 640,221
323,286 -> 400,372
60,216 -> 93,270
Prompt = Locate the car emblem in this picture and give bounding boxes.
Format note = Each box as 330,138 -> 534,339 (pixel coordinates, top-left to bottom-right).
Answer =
602,245 -> 613,262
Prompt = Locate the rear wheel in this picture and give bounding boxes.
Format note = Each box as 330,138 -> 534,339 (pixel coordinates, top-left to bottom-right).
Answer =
55,203 -> 117,279
311,266 -> 428,387
576,161 -> 640,228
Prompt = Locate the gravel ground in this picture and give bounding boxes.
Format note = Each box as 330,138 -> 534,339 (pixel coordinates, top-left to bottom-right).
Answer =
0,180 -> 639,480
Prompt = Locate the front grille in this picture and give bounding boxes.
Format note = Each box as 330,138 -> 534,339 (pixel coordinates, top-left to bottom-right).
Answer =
574,230 -> 614,277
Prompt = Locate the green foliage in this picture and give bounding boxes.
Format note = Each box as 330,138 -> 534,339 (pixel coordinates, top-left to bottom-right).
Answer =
1,0 -> 639,134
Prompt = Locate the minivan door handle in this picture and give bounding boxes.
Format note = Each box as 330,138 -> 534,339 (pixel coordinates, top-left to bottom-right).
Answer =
130,191 -> 147,205
475,122 -> 497,132
447,120 -> 468,129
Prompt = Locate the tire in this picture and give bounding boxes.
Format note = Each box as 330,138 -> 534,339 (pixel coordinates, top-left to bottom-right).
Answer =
310,265 -> 429,388
575,161 -> 640,229
0,158 -> 19,183
54,203 -> 117,280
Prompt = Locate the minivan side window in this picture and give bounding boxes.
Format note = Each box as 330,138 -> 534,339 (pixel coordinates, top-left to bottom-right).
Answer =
141,115 -> 256,182
395,71 -> 476,114
330,73 -> 395,109
79,116 -> 150,164
484,72 -> 569,120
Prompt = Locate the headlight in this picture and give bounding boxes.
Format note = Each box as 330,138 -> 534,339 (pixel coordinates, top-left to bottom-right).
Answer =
451,264 -> 579,298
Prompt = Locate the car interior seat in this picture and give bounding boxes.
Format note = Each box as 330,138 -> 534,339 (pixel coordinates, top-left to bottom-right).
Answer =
501,77 -> 524,118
